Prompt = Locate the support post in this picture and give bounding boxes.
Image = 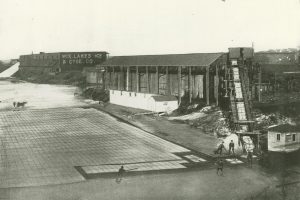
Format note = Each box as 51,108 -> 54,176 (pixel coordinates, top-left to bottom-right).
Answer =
96,69 -> 99,88
188,66 -> 192,103
126,66 -> 130,91
257,133 -> 260,152
274,72 -> 276,92
166,66 -> 169,95
216,64 -> 219,106
178,66 -> 182,105
156,66 -> 159,94
117,67 -> 121,90
104,66 -> 108,90
206,66 -> 210,105
146,66 -> 149,93
136,66 -> 139,92
102,70 -> 105,89
258,65 -> 262,102
112,66 -> 115,89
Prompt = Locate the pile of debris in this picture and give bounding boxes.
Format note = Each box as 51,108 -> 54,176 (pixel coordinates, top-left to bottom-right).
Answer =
169,106 -> 232,137
254,112 -> 294,130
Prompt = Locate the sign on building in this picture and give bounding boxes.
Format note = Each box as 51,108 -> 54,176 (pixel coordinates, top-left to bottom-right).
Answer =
60,52 -> 107,66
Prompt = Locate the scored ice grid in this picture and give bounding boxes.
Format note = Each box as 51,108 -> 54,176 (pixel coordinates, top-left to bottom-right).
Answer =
0,107 -> 190,187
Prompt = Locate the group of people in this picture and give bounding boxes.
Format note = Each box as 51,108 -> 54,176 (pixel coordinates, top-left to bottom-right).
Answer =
117,139 -> 253,181
215,140 -> 235,155
214,139 -> 254,176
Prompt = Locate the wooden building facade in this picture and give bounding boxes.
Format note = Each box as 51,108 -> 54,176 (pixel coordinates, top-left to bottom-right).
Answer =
97,53 -> 226,105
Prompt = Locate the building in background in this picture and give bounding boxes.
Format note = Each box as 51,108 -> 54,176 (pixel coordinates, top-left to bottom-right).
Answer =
268,124 -> 300,153
98,52 -> 226,110
19,51 -> 108,74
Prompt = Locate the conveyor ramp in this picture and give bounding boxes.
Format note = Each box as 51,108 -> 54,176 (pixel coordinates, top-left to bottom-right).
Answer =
0,62 -> 20,78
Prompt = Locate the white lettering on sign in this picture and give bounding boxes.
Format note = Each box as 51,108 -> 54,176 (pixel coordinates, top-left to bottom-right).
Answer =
61,53 -> 103,65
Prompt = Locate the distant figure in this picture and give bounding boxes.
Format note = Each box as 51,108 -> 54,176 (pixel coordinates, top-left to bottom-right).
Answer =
229,140 -> 235,155
116,165 -> 126,183
215,141 -> 226,155
216,159 -> 224,176
13,101 -> 27,108
247,151 -> 253,168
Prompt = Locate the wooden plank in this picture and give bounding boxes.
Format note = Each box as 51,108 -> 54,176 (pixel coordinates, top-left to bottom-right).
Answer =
236,120 -> 255,124
236,131 -> 260,135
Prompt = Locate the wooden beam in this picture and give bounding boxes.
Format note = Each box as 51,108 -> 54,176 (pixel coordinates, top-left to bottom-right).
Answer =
137,66 -> 140,92
156,66 -> 159,94
146,66 -> 149,93
126,66 -> 130,91
206,66 -> 210,105
178,66 -> 182,105
189,66 -> 192,103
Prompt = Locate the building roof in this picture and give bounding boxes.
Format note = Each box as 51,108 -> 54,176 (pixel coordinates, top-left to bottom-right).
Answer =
254,52 -> 298,65
151,95 -> 178,102
268,124 -> 300,133
20,51 -> 108,57
100,53 -> 224,67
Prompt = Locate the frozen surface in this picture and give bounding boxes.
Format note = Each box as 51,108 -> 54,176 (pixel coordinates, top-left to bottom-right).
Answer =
0,107 -> 189,188
0,81 -> 85,110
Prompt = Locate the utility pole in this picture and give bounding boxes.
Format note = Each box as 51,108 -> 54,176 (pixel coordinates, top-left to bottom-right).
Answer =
258,65 -> 262,102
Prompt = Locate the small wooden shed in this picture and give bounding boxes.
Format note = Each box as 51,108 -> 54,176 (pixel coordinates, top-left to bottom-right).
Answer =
268,124 -> 300,153
148,95 -> 178,113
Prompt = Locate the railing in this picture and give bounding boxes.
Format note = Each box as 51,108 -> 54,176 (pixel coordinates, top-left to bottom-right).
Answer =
240,67 -> 253,122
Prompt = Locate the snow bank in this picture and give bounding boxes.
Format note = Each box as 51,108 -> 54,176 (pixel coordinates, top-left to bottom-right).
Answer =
168,112 -> 207,121
168,106 -> 211,121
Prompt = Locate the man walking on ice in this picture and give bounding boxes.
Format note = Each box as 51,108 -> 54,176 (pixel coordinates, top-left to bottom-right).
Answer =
116,165 -> 126,183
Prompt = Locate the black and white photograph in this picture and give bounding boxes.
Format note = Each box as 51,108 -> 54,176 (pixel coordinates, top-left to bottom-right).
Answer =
0,0 -> 299,199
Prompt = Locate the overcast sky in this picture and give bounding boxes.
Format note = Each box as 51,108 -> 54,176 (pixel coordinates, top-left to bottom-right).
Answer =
0,0 -> 300,60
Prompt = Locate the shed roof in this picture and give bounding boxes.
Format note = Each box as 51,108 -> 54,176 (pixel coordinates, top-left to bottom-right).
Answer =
100,53 -> 224,67
268,124 -> 300,133
151,95 -> 178,102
